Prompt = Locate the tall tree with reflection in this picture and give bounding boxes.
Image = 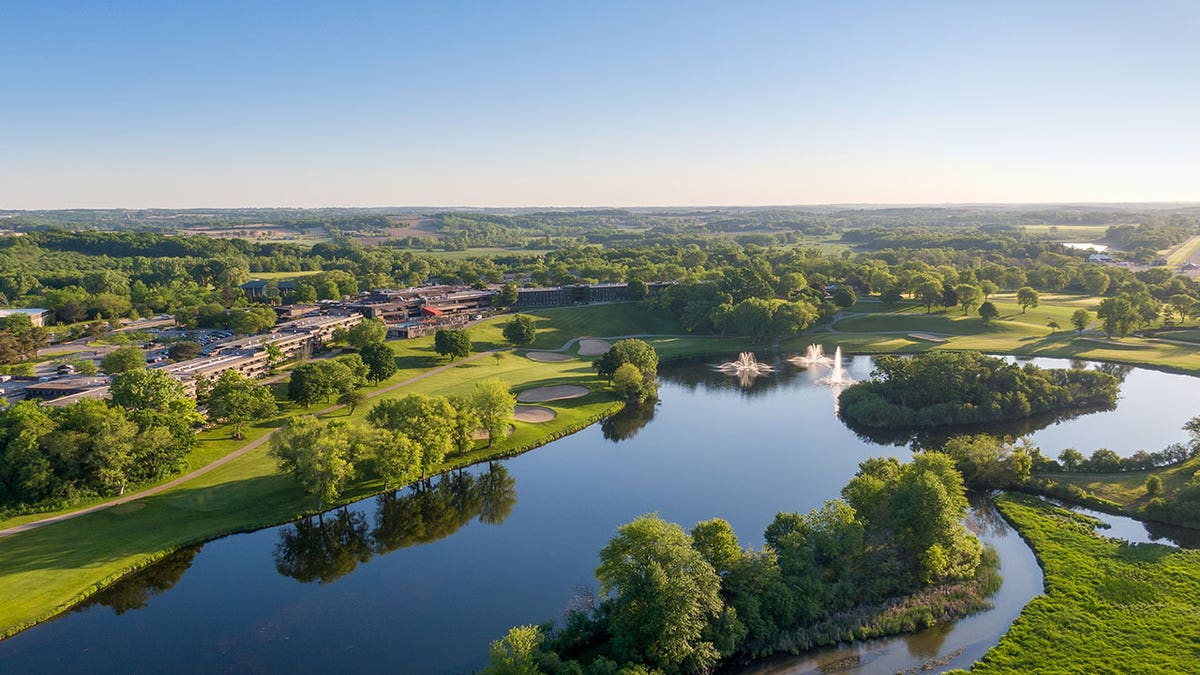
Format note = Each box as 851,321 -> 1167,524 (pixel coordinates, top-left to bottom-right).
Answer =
269,416 -> 357,509
273,508 -> 373,584
600,401 -> 658,443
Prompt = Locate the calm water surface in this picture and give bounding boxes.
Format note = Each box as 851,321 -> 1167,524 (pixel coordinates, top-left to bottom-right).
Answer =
1,355 -> 1198,674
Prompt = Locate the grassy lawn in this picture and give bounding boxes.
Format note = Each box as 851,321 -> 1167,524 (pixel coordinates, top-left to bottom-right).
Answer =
969,494 -> 1200,674
1036,455 -> 1200,515
1163,235 -> 1200,266
1019,224 -> 1110,241
812,294 -> 1200,375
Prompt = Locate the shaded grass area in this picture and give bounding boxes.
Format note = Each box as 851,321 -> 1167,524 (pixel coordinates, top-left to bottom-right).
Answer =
968,494 -> 1200,674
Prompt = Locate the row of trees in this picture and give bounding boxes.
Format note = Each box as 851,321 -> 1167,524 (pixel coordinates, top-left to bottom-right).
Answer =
487,453 -> 986,673
270,380 -> 518,508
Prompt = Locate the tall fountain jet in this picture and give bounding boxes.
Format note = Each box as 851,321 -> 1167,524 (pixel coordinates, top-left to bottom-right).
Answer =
822,346 -> 853,386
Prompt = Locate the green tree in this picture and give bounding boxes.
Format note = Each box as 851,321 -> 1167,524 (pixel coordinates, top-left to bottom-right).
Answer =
269,416 -> 356,508
1070,308 -> 1091,334
109,368 -> 188,413
265,343 -> 285,374
1058,448 -> 1084,471
690,518 -> 743,575
448,394 -> 482,453
207,370 -> 279,439
346,318 -> 388,349
366,395 -> 457,479
497,282 -> 519,307
337,389 -> 365,414
594,339 -> 658,381
980,279 -> 999,300
483,625 -> 544,675
471,378 -> 516,448
1016,286 -> 1039,313
612,362 -> 646,403
628,278 -> 649,301
370,429 -> 421,490
502,315 -> 536,347
1082,268 -> 1110,295
917,278 -> 944,313
100,345 -> 146,374
832,285 -> 856,309
228,305 -> 277,335
167,341 -> 201,362
956,284 -> 982,315
978,301 -> 999,323
434,329 -> 472,361
360,341 -> 398,383
1145,475 -> 1163,496
1097,296 -> 1137,337
596,514 -> 724,673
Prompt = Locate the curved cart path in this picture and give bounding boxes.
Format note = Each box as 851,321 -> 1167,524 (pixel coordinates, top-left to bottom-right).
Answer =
0,348 -> 502,539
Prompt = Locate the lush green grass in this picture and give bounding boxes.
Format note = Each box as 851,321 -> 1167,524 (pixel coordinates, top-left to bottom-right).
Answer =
968,494 -> 1200,674
1164,235 -> 1200,266
1019,224 -> 1110,241
1036,456 -> 1200,515
813,294 -> 1200,375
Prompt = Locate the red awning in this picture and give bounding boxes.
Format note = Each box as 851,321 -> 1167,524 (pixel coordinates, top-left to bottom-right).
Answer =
421,306 -> 444,316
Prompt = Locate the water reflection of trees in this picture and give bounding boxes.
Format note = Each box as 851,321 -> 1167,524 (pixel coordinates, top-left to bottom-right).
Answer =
273,463 -> 518,584
601,401 -> 658,443
844,403 -> 1118,450
75,546 -> 201,615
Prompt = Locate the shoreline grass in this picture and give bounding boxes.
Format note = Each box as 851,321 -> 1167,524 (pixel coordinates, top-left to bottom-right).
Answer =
967,494 -> 1200,674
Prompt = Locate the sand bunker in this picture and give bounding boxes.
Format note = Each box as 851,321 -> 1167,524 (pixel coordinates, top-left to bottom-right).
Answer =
516,385 -> 589,403
526,351 -> 573,362
908,332 -> 948,343
514,405 -> 556,423
576,339 -> 612,356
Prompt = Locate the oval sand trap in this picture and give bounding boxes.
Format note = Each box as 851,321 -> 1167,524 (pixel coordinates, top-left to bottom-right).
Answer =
516,384 -> 589,403
514,405 -> 556,423
576,339 -> 612,355
526,351 -> 573,362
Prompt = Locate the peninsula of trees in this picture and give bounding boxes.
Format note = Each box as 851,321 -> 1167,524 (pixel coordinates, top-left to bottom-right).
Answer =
838,352 -> 1120,429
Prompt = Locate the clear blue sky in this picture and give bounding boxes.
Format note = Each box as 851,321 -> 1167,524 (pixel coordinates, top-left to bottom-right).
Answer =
2,1 -> 1197,208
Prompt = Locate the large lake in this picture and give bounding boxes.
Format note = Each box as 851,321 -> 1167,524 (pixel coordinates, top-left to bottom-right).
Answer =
2,355 -> 1198,674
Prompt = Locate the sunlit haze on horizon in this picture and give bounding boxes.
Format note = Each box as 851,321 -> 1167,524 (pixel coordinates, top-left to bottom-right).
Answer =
2,1 -> 1198,208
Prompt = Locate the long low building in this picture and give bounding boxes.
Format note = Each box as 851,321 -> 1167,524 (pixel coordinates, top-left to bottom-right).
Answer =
41,312 -> 362,404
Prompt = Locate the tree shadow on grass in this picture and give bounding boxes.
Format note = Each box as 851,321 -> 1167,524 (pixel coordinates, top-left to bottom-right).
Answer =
0,474 -> 298,577
394,354 -> 440,371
